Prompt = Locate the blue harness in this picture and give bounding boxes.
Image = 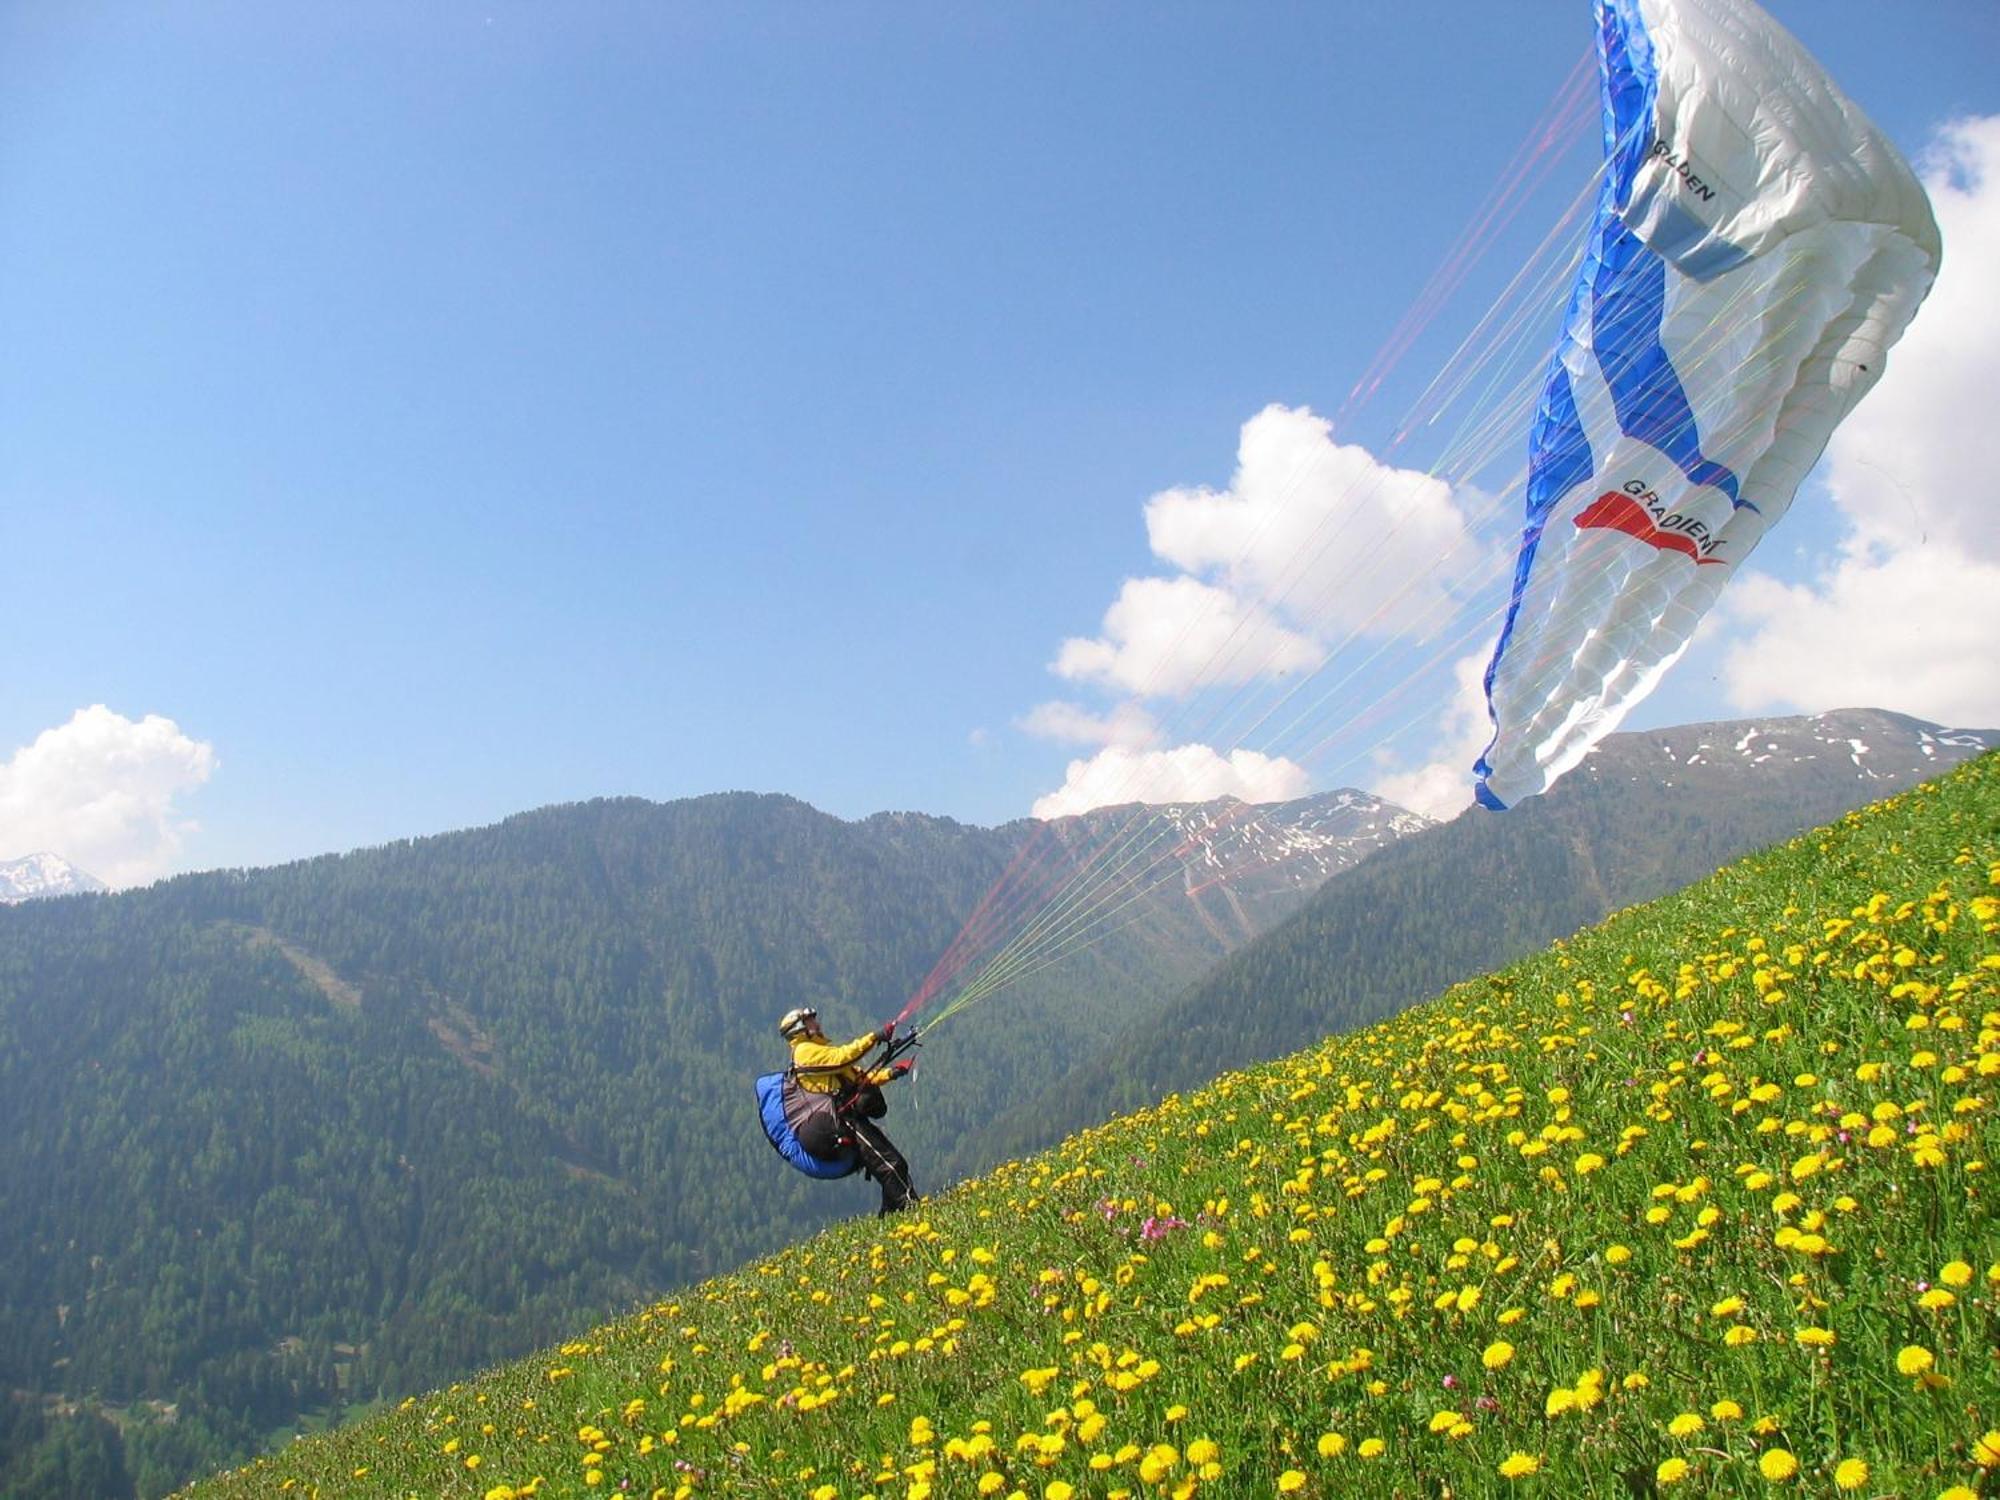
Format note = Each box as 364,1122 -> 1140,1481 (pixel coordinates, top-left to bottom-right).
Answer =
755,1070 -> 860,1180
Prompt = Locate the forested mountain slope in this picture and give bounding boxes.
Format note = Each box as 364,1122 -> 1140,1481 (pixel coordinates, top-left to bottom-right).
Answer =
0,785 -> 1413,1497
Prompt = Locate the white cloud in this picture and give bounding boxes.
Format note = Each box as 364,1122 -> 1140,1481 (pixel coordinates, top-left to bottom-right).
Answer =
1822,116 -> 2000,564
1367,649 -> 1493,821
1145,404 -> 1483,638
1054,406 -> 1482,700
1017,700 -> 1161,749
1721,550 -> 2000,724
1031,743 -> 1310,819
1719,115 -> 2000,727
0,706 -> 219,887
1053,575 -> 1321,697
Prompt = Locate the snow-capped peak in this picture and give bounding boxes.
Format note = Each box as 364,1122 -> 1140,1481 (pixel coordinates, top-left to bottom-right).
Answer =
0,853 -> 108,904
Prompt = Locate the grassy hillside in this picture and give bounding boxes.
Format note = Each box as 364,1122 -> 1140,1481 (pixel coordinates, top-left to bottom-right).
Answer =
979,710 -> 2000,1173
186,756 -> 1999,1499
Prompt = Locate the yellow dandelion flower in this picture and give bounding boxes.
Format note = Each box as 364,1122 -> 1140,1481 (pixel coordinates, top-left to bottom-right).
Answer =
1710,1400 -> 1743,1421
1276,1471 -> 1306,1493
1357,1438 -> 1385,1459
1975,1430 -> 2000,1468
1833,1458 -> 1869,1491
1185,1440 -> 1218,1466
1482,1341 -> 1515,1371
1667,1413 -> 1703,1437
1795,1327 -> 1835,1348
1656,1456 -> 1691,1485
1046,1484 -> 1075,1500
1895,1345 -> 1934,1376
1498,1452 -> 1541,1479
1759,1449 -> 1799,1482
1724,1326 -> 1758,1347
1316,1433 -> 1347,1459
1137,1445 -> 1179,1485
1939,1260 -> 1973,1287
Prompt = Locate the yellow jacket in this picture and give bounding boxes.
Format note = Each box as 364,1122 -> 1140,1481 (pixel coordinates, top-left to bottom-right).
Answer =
789,1031 -> 892,1095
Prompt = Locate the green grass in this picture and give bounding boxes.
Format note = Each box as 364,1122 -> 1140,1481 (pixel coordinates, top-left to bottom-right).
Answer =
183,757 -> 2000,1500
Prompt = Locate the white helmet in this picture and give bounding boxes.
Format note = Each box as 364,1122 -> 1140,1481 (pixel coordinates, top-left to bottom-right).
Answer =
777,1006 -> 818,1040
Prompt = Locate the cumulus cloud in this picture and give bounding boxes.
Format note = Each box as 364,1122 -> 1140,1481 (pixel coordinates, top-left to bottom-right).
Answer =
1033,405 -> 1495,814
1031,744 -> 1310,820
1719,115 -> 2000,727
1017,700 -> 1161,749
1055,406 -> 1482,699
1053,575 -> 1321,697
1367,649 -> 1493,822
1145,404 -> 1482,636
0,706 -> 218,887
1721,550 -> 2000,724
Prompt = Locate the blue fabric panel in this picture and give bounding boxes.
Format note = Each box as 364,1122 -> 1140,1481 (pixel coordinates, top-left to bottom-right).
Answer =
1591,217 -> 1747,507
1646,197 -> 1753,280
756,1071 -> 859,1180
1600,0 -> 1659,208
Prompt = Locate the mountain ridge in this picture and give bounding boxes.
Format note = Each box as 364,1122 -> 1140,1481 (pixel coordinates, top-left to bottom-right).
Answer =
0,853 -> 106,904
977,707 -> 1998,1161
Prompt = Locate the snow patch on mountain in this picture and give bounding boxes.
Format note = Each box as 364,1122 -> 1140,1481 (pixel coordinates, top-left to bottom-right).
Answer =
1578,709 -> 1996,792
1063,788 -> 1436,898
0,853 -> 107,904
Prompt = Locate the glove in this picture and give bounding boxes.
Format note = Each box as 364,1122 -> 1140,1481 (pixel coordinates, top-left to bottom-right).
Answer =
878,1020 -> 896,1044
890,1060 -> 913,1078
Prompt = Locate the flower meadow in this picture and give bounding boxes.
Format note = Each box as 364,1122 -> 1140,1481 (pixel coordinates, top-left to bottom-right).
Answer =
186,758 -> 2000,1500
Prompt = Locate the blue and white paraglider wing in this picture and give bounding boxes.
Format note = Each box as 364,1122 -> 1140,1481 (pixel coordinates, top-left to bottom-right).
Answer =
1474,0 -> 1940,809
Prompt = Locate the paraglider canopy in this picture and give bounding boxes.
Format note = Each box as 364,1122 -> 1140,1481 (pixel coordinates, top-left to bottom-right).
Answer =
1473,0 -> 1938,809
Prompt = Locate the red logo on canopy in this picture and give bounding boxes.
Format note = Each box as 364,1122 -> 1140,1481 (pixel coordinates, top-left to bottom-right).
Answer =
1574,491 -> 1725,564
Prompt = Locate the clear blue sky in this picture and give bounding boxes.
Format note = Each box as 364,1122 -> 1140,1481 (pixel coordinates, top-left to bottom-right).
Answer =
4,2 -> 1996,875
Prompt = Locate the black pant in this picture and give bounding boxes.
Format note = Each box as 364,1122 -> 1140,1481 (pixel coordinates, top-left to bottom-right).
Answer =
847,1118 -> 916,1215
